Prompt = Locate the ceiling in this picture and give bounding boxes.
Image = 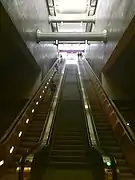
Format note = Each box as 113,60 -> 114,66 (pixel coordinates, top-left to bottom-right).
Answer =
47,0 -> 98,32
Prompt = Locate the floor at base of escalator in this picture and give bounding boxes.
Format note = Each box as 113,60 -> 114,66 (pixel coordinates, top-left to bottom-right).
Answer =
42,167 -> 94,180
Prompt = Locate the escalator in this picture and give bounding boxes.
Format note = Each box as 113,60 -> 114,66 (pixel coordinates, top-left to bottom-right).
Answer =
0,59 -> 118,180
8,92 -> 53,169
38,64 -> 93,180
0,61 -> 62,179
80,59 -> 135,180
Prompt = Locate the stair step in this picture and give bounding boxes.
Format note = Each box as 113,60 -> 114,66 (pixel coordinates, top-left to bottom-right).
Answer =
25,131 -> 41,136
117,159 -> 127,166
119,166 -> 132,172
55,132 -> 84,136
103,146 -> 120,152
51,155 -> 87,162
119,172 -> 135,179
51,150 -> 87,156
100,140 -> 116,145
99,136 -> 115,140
21,142 -> 36,147
110,152 -> 124,159
96,126 -> 111,130
54,136 -> 85,140
22,137 -> 39,142
53,139 -> 85,145
52,144 -> 86,150
50,161 -> 89,167
29,123 -> 44,127
26,128 -> 42,132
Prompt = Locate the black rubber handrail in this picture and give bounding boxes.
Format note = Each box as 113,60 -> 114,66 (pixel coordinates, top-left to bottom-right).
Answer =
0,59 -> 60,144
85,58 -> 135,143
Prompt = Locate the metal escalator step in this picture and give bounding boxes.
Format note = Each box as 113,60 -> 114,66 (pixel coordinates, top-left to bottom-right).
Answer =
26,128 -> 42,132
29,123 -> 44,127
119,172 -> 135,180
96,126 -> 111,130
51,155 -> 87,162
51,150 -> 87,156
117,159 -> 127,166
49,161 -> 89,167
56,128 -> 85,132
97,131 -> 114,136
55,135 -> 85,140
22,137 -> 39,142
25,131 -> 41,135
99,136 -> 115,140
21,142 -> 36,147
52,144 -> 86,150
103,146 -> 120,152
53,139 -> 85,145
95,122 -> 109,125
100,140 -> 117,146
110,152 -> 124,159
119,166 -> 132,173
55,132 -> 84,136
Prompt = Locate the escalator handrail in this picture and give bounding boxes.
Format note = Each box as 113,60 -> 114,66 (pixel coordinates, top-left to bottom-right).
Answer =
85,58 -> 135,143
40,62 -> 66,147
0,59 -> 60,144
22,62 -> 66,166
78,61 -> 118,180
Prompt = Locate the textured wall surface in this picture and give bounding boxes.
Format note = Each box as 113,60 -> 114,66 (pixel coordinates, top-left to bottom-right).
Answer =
1,0 -> 58,70
85,0 -> 135,74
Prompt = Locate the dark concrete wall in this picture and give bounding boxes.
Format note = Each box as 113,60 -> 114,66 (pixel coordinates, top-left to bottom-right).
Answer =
0,3 -> 41,138
103,32 -> 135,99
1,0 -> 58,71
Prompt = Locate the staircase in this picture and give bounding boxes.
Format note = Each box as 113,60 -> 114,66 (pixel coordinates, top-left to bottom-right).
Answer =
8,92 -> 53,170
87,84 -> 135,180
49,102 -> 89,167
41,64 -> 93,180
49,65 -> 90,167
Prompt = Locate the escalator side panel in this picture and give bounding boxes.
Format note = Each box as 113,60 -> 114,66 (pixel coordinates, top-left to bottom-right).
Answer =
80,61 -> 135,180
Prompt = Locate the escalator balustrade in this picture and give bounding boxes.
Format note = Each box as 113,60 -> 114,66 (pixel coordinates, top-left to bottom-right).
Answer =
80,59 -> 135,180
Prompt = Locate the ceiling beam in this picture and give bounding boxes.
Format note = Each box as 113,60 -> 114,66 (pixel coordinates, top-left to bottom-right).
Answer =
36,30 -> 107,42
48,15 -> 95,23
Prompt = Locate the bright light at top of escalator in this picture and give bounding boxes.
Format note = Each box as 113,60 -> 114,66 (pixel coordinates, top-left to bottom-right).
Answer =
127,122 -> 130,126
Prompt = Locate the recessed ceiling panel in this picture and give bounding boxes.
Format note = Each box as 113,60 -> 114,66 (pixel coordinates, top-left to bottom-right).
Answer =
55,0 -> 88,14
